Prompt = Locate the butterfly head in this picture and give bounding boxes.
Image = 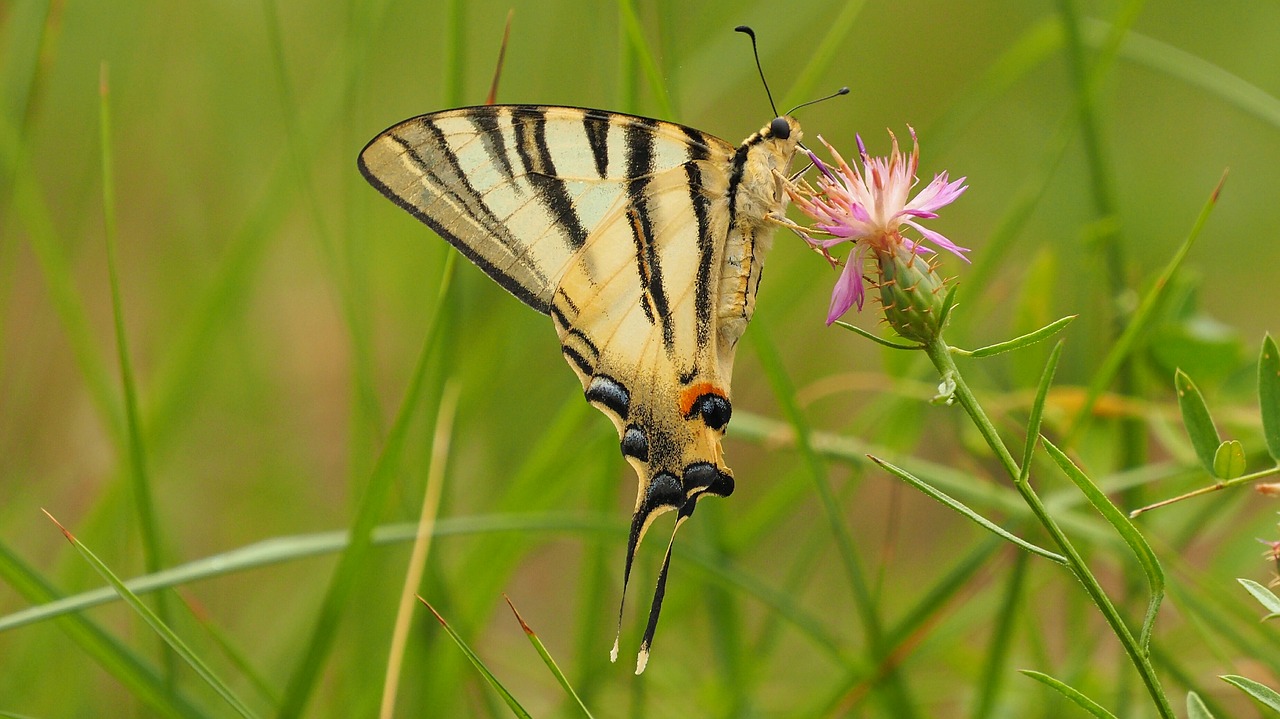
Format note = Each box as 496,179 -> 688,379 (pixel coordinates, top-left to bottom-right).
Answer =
756,114 -> 802,159
732,115 -> 804,225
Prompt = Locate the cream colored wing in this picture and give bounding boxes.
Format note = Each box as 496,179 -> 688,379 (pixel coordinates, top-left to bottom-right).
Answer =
359,104 -> 802,673
359,105 -> 733,313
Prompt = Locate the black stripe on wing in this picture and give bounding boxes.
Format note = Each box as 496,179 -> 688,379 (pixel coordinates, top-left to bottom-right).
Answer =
624,118 -> 674,351
511,107 -> 590,251
469,112 -> 520,188
680,125 -> 716,353
357,130 -> 552,314
583,109 -> 613,178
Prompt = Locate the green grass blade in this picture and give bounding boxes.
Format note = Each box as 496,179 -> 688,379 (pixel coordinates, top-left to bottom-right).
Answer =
1067,172 -> 1226,442
869,456 -> 1066,564
1258,334 -> 1280,462
1237,579 -> 1280,618
0,513 -> 626,632
259,0 -> 384,454
809,538 -> 1005,717
504,596 -> 594,718
1042,437 -> 1165,651
1020,670 -> 1119,718
750,325 -> 919,717
0,112 -> 125,449
927,16 -> 1061,152
1186,691 -> 1216,719
1088,19 -> 1280,131
1220,675 -> 1280,712
421,599 -> 531,718
44,512 -> 256,718
99,62 -> 176,678
380,383 -> 458,718
0,0 -> 51,127
276,254 -> 456,719
0,541 -> 206,718
779,0 -> 866,111
962,316 -> 1076,358
970,551 -> 1028,719
616,0 -> 672,118
178,594 -> 281,710
1174,369 -> 1220,473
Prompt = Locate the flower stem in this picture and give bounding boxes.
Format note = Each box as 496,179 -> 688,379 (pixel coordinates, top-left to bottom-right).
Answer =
1129,465 -> 1280,518
923,336 -> 1174,719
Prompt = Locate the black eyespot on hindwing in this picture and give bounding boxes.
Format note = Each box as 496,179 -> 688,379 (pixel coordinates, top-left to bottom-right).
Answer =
769,116 -> 790,140
688,393 -> 732,431
682,462 -> 719,493
647,471 -> 684,509
585,375 -> 630,418
707,471 -> 735,498
621,426 -> 649,462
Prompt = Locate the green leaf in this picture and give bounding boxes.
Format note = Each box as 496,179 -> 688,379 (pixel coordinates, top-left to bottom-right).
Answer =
833,320 -> 923,350
869,456 -> 1067,564
1238,578 -> 1280,619
1213,440 -> 1246,479
964,315 -> 1076,358
1186,691 -> 1217,719
421,598 -> 532,718
1221,675 -> 1280,712
1020,670 -> 1119,718
1175,369 -> 1221,472
1260,334 -> 1280,461
504,596 -> 594,718
46,511 -> 257,718
1022,341 -> 1064,478
1042,438 -> 1165,651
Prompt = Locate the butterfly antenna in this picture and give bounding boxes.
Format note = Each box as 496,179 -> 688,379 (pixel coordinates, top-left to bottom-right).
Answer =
735,25 -> 779,117
786,86 -> 850,116
485,10 -> 514,105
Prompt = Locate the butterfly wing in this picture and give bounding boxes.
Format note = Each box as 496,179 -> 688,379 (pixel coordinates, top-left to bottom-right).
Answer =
359,105 -> 726,311
359,105 -> 800,672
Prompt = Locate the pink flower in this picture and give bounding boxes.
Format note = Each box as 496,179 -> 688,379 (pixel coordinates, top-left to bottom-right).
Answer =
788,128 -> 968,325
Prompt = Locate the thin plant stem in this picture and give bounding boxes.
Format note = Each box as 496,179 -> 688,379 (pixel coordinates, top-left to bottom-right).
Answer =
923,336 -> 1175,719
1130,465 -> 1280,518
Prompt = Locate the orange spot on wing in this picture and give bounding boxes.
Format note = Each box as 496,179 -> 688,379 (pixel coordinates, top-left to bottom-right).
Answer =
680,383 -> 724,418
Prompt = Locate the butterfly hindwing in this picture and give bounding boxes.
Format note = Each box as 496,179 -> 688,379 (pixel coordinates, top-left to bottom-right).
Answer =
359,104 -> 802,672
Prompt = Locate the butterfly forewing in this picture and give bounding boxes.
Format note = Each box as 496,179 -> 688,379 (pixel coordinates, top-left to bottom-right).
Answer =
360,106 -> 732,312
359,103 -> 801,672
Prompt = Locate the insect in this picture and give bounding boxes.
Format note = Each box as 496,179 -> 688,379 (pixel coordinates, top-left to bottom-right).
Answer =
359,27 -> 836,673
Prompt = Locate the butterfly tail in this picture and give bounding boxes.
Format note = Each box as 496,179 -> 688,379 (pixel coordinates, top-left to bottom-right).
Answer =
611,471 -> 683,663
634,502 -> 696,674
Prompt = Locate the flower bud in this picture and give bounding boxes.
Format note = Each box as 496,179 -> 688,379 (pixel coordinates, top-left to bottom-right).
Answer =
876,246 -> 949,343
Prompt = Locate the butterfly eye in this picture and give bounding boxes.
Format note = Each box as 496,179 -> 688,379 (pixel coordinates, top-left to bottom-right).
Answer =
769,116 -> 790,140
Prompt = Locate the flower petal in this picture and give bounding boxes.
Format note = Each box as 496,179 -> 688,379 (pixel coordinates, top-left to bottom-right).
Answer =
905,220 -> 971,262
826,249 -> 866,324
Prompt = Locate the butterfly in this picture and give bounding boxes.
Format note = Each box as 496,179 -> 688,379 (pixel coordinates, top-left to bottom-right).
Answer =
359,100 -> 802,673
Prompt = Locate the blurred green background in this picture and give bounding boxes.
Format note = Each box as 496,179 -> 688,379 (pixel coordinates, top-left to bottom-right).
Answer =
3,0 -> 1280,716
